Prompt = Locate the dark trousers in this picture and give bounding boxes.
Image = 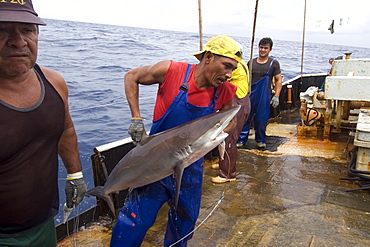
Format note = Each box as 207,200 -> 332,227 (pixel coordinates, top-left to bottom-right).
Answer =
219,95 -> 251,179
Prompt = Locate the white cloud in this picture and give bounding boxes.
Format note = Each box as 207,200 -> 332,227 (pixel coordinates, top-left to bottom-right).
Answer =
32,0 -> 370,48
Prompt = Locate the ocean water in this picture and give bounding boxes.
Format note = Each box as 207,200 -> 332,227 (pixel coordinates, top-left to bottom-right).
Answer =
36,19 -> 370,223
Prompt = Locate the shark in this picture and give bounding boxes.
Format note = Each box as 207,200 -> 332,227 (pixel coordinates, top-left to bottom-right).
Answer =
85,105 -> 240,214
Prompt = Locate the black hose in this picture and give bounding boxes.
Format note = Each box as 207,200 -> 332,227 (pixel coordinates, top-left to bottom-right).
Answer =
348,146 -> 370,180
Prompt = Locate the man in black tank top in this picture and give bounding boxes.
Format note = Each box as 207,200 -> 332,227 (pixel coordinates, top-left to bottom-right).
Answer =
0,1 -> 86,246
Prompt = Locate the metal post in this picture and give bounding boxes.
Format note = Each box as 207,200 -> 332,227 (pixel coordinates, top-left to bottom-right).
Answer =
198,0 -> 203,50
300,0 -> 307,78
249,0 -> 259,93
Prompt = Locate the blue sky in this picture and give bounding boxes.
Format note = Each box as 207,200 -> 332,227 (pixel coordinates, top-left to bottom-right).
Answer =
33,0 -> 370,48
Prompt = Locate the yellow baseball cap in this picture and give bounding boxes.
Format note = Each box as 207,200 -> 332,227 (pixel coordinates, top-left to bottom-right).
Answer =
193,35 -> 242,62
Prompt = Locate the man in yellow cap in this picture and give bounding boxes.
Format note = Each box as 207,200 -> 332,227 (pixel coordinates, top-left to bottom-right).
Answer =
0,1 -> 86,246
111,35 -> 241,247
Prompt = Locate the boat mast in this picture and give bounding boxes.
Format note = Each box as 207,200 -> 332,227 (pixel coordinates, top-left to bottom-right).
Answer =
198,0 -> 203,50
300,0 -> 307,78
249,0 -> 259,92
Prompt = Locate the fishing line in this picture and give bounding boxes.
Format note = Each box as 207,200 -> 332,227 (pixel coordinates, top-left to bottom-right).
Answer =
65,205 -> 81,247
169,193 -> 225,247
169,148 -> 232,247
73,206 -> 81,247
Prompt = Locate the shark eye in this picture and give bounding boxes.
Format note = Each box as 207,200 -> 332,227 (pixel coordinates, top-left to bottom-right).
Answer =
215,123 -> 221,127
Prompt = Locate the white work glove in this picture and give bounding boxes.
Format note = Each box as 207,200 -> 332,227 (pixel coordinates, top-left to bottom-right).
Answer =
65,172 -> 87,208
270,96 -> 279,108
128,118 -> 145,142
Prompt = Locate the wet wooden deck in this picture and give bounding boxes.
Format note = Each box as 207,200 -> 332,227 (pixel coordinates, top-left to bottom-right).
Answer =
58,111 -> 370,247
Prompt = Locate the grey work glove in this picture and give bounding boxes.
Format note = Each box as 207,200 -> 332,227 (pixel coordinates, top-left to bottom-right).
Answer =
65,178 -> 87,208
270,96 -> 279,108
128,118 -> 144,142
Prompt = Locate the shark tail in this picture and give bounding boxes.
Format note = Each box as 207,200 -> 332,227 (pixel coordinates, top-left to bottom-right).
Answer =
86,186 -> 115,215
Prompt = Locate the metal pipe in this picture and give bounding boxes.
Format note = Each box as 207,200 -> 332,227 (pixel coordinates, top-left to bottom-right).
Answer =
249,0 -> 259,93
345,52 -> 352,59
287,84 -> 293,109
198,0 -> 203,50
300,102 -> 307,125
300,0 -> 307,77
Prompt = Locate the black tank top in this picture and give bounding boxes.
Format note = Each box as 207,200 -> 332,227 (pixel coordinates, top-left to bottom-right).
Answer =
0,64 -> 65,237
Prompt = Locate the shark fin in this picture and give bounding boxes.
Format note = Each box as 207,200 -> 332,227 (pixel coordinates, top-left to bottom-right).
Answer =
137,131 -> 152,145
140,131 -> 149,142
86,186 -> 115,215
173,163 -> 186,211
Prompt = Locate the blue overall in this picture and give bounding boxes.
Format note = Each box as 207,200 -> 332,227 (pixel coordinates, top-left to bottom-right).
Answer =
110,64 -> 217,247
238,60 -> 274,144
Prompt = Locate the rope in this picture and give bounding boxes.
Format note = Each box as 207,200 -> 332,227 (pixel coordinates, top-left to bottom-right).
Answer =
169,148 -> 232,247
